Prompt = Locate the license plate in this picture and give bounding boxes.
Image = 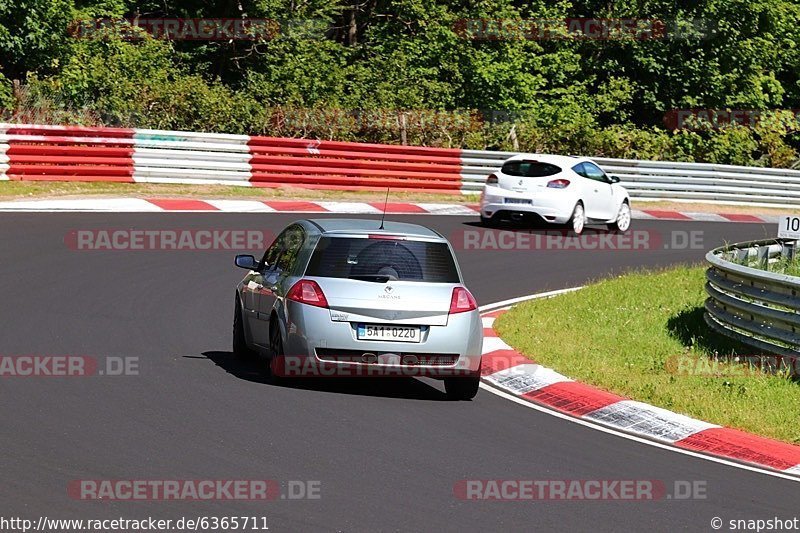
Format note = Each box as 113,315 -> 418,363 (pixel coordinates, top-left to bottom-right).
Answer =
504,198 -> 532,204
357,324 -> 421,342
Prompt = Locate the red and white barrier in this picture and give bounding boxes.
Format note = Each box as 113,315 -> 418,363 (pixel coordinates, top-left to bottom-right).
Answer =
0,124 -> 466,193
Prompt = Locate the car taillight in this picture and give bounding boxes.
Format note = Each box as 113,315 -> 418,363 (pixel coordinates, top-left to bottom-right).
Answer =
486,174 -> 498,185
287,279 -> 329,308
449,287 -> 477,314
547,179 -> 570,189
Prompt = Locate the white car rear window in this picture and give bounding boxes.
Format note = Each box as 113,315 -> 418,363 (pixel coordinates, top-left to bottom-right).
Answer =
501,160 -> 561,177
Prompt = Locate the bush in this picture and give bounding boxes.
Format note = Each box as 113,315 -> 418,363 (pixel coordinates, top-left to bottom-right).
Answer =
2,0 -> 799,167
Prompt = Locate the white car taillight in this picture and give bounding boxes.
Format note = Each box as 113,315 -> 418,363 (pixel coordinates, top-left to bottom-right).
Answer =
287,279 -> 329,308
449,287 -> 477,314
486,174 -> 498,185
547,179 -> 570,188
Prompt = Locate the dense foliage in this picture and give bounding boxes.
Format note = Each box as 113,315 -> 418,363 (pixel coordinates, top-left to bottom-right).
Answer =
1,0 -> 799,166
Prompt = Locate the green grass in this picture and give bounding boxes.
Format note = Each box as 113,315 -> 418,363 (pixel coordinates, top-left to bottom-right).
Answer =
786,262 -> 800,277
494,266 -> 800,444
756,257 -> 800,278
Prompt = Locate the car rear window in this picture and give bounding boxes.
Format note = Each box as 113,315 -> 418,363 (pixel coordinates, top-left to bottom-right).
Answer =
305,236 -> 460,283
501,160 -> 561,177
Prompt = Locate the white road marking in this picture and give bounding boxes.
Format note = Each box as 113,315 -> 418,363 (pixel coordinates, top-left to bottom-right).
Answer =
583,400 -> 719,443
415,203 -> 477,215
680,212 -> 728,222
481,336 -> 512,354
205,199 -> 276,212
0,198 -> 163,212
479,286 -> 584,313
484,364 -> 572,395
315,201 -> 382,214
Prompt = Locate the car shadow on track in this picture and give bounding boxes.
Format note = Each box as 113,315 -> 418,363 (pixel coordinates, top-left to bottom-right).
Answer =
461,220 -> 611,234
194,351 -> 450,400
461,220 -> 553,232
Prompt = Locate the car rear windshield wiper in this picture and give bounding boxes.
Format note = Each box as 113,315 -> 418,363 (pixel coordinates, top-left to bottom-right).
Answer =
347,274 -> 396,283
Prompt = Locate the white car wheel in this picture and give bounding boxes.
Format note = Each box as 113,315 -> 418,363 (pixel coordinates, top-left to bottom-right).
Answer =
570,203 -> 585,235
608,202 -> 631,233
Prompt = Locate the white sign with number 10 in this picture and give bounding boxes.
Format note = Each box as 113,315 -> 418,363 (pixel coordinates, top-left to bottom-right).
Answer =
778,215 -> 800,239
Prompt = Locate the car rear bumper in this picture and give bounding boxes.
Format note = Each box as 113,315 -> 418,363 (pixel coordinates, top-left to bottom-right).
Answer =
480,185 -> 575,223
281,302 -> 483,377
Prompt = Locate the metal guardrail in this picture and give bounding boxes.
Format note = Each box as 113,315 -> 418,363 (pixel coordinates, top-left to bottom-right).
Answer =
461,149 -> 800,207
705,239 -> 800,360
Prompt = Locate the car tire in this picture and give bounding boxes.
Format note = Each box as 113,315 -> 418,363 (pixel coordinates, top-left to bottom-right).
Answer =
607,201 -> 631,233
268,317 -> 285,379
569,202 -> 585,235
233,294 -> 255,359
480,215 -> 497,227
444,375 -> 480,400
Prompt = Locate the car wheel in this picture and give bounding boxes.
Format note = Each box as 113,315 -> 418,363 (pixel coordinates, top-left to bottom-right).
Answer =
480,215 -> 497,227
607,201 -> 631,233
444,375 -> 480,400
569,202 -> 585,235
233,294 -> 255,359
268,317 -> 285,378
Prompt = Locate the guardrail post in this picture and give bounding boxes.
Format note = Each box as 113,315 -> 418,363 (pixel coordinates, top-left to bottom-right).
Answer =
782,241 -> 796,262
734,248 -> 749,264
757,245 -> 770,269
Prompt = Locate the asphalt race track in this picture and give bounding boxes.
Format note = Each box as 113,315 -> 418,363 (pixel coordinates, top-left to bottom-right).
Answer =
0,212 -> 796,532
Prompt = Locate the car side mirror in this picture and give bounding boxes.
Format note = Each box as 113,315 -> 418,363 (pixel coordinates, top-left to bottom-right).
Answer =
235,254 -> 258,270
609,175 -> 621,184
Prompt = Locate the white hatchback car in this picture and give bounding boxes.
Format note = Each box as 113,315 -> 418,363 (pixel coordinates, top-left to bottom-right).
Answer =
479,154 -> 631,234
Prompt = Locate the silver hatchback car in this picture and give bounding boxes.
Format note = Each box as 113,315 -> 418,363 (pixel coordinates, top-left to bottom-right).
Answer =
233,218 -> 483,400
